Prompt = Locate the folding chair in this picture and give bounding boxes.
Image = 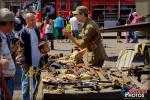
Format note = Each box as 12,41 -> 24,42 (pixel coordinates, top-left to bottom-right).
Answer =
115,49 -> 135,71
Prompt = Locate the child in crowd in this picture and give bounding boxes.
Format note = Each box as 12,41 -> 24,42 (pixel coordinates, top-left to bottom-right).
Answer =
38,40 -> 51,68
45,19 -> 55,50
28,40 -> 50,98
65,22 -> 71,42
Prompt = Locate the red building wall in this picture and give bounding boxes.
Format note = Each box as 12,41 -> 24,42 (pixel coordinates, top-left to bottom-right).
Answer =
54,0 -> 135,19
56,0 -> 71,18
83,0 -> 135,18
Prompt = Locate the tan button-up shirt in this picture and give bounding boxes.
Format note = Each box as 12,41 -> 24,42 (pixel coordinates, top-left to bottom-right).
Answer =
80,18 -> 107,66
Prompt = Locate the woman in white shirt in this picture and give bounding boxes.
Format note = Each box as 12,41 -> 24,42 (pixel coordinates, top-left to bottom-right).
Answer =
45,19 -> 54,50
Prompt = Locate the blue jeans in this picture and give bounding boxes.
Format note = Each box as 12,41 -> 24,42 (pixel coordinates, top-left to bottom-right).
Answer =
4,77 -> 14,97
128,31 -> 138,43
128,31 -> 134,41
21,68 -> 40,100
133,32 -> 138,43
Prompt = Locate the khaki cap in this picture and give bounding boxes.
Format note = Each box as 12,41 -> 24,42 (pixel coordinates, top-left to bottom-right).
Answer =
72,6 -> 89,15
0,8 -> 20,23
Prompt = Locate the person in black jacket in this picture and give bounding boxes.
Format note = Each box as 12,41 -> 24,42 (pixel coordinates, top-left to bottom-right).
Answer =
18,13 -> 41,100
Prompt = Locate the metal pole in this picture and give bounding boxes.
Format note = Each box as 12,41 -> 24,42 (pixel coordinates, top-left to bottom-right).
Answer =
118,0 -> 120,19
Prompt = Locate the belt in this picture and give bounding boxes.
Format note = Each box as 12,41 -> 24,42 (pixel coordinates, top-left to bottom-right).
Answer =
4,77 -> 13,80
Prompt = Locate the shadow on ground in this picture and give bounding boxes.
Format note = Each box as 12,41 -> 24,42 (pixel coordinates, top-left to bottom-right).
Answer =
133,55 -> 145,63
106,56 -> 118,62
105,55 -> 145,63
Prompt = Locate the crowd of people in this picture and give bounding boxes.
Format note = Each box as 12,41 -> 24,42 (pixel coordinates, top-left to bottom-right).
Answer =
0,5 -> 107,100
116,8 -> 144,43
0,5 -> 144,100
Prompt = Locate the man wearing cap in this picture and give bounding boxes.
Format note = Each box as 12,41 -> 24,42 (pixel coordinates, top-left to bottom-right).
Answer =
0,35 -> 12,100
64,6 -> 107,67
0,8 -> 18,98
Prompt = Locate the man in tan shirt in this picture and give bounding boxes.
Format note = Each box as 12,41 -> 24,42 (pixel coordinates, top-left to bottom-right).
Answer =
64,6 -> 107,67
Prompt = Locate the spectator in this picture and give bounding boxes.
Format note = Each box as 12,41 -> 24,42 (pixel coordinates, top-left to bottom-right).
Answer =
0,58 -> 11,100
128,9 -> 135,42
45,19 -> 55,50
6,32 -> 19,63
69,12 -> 80,39
18,13 -> 41,100
0,8 -> 17,99
14,11 -> 26,32
0,35 -> 11,100
128,8 -> 136,23
54,14 -> 65,41
41,19 -> 47,39
66,11 -> 73,24
130,12 -> 139,43
116,17 -> 124,43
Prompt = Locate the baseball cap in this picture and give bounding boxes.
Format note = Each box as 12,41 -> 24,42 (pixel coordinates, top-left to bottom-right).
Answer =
0,8 -> 20,24
72,6 -> 89,15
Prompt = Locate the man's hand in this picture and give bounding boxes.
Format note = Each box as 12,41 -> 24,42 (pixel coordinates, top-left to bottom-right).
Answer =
0,58 -> 9,70
63,29 -> 71,37
75,49 -> 87,59
63,29 -> 81,47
